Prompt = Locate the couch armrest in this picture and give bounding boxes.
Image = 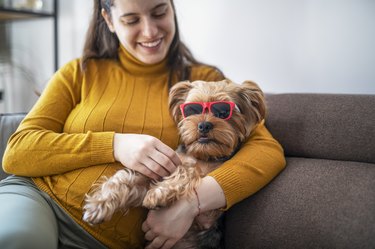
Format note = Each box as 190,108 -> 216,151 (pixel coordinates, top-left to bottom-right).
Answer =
0,113 -> 26,180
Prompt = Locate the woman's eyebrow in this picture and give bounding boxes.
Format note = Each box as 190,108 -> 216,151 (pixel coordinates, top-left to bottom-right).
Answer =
120,3 -> 168,18
151,3 -> 168,11
120,12 -> 137,18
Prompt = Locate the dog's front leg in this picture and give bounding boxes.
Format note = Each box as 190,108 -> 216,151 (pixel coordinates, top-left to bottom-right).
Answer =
83,169 -> 149,224
143,160 -> 201,209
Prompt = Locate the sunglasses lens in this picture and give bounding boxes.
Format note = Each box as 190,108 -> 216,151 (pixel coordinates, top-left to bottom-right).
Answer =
211,103 -> 231,119
183,103 -> 203,117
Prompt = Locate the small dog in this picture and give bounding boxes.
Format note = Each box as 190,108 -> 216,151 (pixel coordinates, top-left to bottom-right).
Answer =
83,79 -> 266,248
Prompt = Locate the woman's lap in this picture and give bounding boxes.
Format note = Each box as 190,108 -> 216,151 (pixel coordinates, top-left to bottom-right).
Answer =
0,181 -> 59,249
0,176 -> 107,249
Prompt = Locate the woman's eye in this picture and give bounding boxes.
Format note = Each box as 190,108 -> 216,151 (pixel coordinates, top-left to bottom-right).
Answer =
124,18 -> 139,25
152,11 -> 166,18
152,6 -> 168,18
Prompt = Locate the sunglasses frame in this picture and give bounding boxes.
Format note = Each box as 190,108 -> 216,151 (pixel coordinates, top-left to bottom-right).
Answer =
179,101 -> 237,120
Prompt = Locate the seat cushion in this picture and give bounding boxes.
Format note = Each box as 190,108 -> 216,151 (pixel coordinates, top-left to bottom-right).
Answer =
225,157 -> 375,249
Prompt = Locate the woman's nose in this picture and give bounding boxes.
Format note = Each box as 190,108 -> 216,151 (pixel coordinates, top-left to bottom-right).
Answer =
142,18 -> 158,38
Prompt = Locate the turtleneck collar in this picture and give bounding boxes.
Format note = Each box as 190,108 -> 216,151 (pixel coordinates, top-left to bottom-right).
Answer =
118,45 -> 169,76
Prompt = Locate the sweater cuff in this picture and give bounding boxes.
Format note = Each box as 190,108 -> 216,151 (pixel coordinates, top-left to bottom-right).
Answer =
208,160 -> 247,211
90,131 -> 115,164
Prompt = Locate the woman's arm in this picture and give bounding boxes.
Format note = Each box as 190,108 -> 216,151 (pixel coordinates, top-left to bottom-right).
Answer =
208,120 -> 286,210
3,59 -> 182,179
2,60 -> 116,177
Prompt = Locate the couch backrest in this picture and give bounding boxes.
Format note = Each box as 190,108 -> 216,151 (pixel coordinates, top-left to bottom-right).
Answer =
265,94 -> 375,164
2,94 -> 375,174
0,113 -> 25,179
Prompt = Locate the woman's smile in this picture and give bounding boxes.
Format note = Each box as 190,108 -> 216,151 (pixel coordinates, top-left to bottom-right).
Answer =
139,38 -> 163,48
102,0 -> 175,64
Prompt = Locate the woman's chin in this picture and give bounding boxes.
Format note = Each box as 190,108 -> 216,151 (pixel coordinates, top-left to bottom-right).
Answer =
137,47 -> 168,64
140,56 -> 165,65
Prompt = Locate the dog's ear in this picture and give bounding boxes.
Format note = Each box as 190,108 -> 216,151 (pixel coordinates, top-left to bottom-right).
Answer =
233,80 -> 266,123
169,81 -> 193,123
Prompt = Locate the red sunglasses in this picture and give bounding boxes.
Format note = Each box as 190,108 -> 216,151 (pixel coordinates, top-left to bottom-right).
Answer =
179,101 -> 238,120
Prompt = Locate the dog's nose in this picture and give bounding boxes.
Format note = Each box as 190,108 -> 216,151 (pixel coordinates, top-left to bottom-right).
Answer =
198,121 -> 213,133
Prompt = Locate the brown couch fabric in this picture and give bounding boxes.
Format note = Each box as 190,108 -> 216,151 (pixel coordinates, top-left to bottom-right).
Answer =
225,157 -> 375,249
224,94 -> 375,249
265,94 -> 375,164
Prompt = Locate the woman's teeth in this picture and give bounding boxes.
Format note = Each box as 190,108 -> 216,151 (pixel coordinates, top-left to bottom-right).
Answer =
141,39 -> 162,48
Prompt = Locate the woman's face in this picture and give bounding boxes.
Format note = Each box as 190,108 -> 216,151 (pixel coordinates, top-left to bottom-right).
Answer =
102,0 -> 176,64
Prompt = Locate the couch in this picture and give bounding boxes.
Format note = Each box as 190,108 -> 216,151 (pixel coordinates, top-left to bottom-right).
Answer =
1,94 -> 375,249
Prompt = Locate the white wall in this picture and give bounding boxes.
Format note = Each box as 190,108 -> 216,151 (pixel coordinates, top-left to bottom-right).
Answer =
58,0 -> 92,66
6,18 -> 53,112
4,0 -> 375,112
3,0 -> 92,112
175,0 -> 375,94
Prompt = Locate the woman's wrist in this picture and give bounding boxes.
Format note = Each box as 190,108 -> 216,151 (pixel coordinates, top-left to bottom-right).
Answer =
194,176 -> 226,213
193,188 -> 201,216
177,194 -> 200,218
113,133 -> 121,162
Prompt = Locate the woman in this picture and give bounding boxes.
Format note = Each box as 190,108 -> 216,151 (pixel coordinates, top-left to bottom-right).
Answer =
0,0 -> 286,248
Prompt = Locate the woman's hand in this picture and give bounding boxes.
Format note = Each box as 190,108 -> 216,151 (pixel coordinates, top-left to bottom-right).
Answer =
113,133 -> 181,180
142,197 -> 199,249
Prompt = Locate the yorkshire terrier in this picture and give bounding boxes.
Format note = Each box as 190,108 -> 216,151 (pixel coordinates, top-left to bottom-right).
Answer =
83,79 -> 266,248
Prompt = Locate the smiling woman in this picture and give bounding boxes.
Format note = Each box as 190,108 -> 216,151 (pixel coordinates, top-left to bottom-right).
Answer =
101,0 -> 175,64
0,0 -> 285,248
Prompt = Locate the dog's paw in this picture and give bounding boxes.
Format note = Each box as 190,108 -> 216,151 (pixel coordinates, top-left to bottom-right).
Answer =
82,199 -> 113,225
82,193 -> 127,225
142,188 -> 169,209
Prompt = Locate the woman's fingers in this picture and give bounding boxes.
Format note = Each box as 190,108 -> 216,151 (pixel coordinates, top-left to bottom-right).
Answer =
141,157 -> 169,179
154,141 -> 182,167
144,230 -> 156,241
142,221 -> 150,233
141,138 -> 181,177
142,197 -> 196,249
137,163 -> 161,180
143,222 -> 168,249
113,133 -> 182,179
149,149 -> 179,175
145,237 -> 167,249
161,240 -> 175,249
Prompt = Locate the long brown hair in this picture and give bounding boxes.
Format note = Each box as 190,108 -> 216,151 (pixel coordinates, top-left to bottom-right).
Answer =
81,0 -> 211,86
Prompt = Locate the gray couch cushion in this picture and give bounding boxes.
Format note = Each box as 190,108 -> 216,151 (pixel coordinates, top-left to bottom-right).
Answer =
225,157 -> 375,249
265,94 -> 375,164
0,113 -> 25,179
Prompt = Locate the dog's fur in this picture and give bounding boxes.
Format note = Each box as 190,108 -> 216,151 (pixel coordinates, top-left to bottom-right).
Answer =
83,79 -> 266,248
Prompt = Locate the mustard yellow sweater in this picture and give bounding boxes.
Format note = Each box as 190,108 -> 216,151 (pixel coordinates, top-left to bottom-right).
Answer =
3,46 -> 286,248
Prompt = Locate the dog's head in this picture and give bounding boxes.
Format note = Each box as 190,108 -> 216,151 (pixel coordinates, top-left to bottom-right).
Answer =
169,79 -> 266,161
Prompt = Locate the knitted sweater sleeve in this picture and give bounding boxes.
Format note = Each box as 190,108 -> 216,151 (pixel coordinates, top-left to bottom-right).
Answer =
191,65 -> 286,210
208,121 -> 286,210
2,60 -> 115,177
